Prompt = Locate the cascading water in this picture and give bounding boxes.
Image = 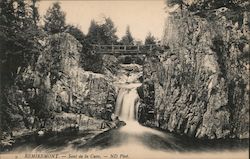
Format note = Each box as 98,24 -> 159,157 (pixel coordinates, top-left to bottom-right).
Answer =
114,64 -> 142,123
114,82 -> 166,139
113,63 -> 165,136
115,85 -> 141,122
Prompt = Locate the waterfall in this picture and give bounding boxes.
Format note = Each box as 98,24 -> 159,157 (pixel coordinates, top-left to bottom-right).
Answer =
115,84 -> 141,122
114,83 -> 164,136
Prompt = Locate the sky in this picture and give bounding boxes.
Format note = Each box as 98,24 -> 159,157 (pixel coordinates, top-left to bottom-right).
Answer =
38,0 -> 167,41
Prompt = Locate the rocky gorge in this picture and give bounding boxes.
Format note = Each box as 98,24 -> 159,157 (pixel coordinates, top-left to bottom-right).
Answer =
141,3 -> 249,139
1,1 -> 249,155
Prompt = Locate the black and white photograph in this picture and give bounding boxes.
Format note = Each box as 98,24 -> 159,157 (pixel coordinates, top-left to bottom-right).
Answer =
0,0 -> 249,158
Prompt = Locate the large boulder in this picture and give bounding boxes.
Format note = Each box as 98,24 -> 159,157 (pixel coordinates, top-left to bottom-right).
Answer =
35,33 -> 116,119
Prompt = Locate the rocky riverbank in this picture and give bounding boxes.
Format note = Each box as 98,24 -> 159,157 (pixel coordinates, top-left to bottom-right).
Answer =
1,112 -> 119,152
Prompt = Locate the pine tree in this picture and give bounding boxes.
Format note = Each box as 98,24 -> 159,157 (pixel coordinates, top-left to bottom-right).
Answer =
86,18 -> 118,45
44,2 -> 66,34
30,0 -> 40,25
165,0 -> 184,8
83,17 -> 119,72
0,0 -> 43,133
0,0 -> 41,85
65,25 -> 85,42
100,17 -> 118,44
86,20 -> 100,44
120,26 -> 134,45
145,32 -> 156,45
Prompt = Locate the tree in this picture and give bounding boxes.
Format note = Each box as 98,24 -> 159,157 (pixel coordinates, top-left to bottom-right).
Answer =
120,26 -> 134,45
0,0 -> 42,85
86,20 -> 101,44
100,17 -> 118,44
169,0 -> 250,11
86,18 -> 118,45
0,0 -> 43,132
44,2 -> 66,34
144,32 -> 156,45
65,24 -> 85,42
165,0 -> 186,10
82,20 -> 102,72
82,17 -> 119,73
30,0 -> 40,25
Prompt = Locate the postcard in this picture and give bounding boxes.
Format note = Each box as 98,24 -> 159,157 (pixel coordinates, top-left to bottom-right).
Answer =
0,0 -> 249,159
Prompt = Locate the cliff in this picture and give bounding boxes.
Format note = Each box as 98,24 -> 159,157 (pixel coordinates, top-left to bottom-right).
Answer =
2,33 -> 116,138
142,5 -> 249,139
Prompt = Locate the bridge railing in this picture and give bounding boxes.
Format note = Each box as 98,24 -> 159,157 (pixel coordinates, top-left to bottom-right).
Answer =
91,44 -> 159,53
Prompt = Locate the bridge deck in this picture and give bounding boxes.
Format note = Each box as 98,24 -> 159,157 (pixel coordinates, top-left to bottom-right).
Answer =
91,44 -> 161,55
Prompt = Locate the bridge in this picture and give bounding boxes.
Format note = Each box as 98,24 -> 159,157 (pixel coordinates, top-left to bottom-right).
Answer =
91,44 -> 163,55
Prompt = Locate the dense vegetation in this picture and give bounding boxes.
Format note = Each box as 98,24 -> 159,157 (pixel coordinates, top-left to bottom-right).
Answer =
0,0 -> 42,134
165,0 -> 249,12
0,1 -> 157,134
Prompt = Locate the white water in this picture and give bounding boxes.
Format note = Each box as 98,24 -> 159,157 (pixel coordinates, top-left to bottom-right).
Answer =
114,64 -> 142,122
114,67 -> 166,137
115,84 -> 141,121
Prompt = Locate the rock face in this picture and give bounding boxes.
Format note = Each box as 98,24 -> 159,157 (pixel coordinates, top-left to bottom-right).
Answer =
142,6 -> 249,139
36,33 -> 116,119
3,33 -> 116,134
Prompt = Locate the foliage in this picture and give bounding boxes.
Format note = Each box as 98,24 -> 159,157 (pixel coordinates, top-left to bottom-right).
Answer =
44,2 -> 66,34
0,0 -> 49,132
191,0 -> 249,11
30,0 -> 40,25
165,0 -> 184,7
144,32 -> 156,45
82,17 -> 119,73
120,26 -> 134,45
165,0 -> 250,11
100,17 -> 119,45
86,20 -> 99,44
0,0 -> 42,86
65,25 -> 85,42
85,18 -> 118,45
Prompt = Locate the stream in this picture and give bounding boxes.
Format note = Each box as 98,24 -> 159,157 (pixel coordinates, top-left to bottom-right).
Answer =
3,64 -> 249,159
